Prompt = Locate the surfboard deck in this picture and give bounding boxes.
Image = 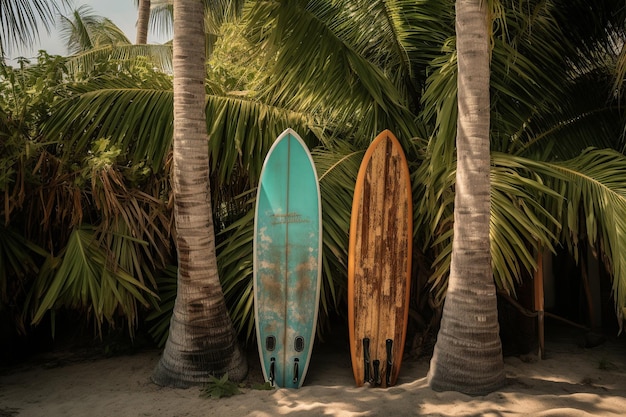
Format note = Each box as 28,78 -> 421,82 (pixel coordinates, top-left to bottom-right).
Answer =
348,129 -> 412,388
253,128 -> 322,389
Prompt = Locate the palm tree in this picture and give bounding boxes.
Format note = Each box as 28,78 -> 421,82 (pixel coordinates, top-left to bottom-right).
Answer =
243,0 -> 626,354
150,0 -> 247,387
58,5 -> 131,54
426,0 -> 505,395
41,8 -> 314,344
0,2 -> 173,346
57,5 -> 172,78
35,0 -> 626,359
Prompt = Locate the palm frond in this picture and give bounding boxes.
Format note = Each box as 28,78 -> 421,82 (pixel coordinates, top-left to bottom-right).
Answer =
59,5 -> 130,55
43,74 -> 174,170
423,152 -> 563,303
44,67 -> 320,188
147,264 -> 178,347
371,0 -> 455,109
203,0 -> 245,34
0,225 -> 47,306
490,153 -> 562,294
545,148 -> 626,331
489,2 -> 626,157
246,0 -> 419,143
419,37 -> 458,190
206,94 -> 315,186
26,227 -> 155,337
550,0 -> 626,79
313,139 -> 365,314
65,44 -> 173,75
509,69 -> 625,158
150,1 -> 173,41
89,163 -> 171,273
0,0 -> 61,56
215,193 -> 255,342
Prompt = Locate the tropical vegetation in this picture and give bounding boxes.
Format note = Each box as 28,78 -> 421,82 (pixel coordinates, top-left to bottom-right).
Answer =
2,1 -> 626,385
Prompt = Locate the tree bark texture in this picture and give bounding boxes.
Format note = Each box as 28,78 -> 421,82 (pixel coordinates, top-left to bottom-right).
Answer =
427,0 -> 506,396
136,0 -> 151,44
151,0 -> 247,388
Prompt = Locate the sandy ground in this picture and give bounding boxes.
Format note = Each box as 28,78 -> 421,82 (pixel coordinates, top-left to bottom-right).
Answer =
1,326 -> 625,417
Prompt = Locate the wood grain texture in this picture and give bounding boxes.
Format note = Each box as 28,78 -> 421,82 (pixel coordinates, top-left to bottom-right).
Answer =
348,130 -> 412,387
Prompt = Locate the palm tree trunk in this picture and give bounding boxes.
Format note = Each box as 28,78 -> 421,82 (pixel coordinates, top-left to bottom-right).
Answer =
151,0 -> 247,388
136,0 -> 151,44
427,0 -> 505,395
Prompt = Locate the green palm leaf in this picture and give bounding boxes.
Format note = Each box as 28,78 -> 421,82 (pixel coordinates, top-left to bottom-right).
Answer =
27,227 -> 155,337
215,195 -> 255,342
65,44 -> 173,75
149,1 -> 173,41
246,0 -> 419,142
0,0 -> 63,56
313,140 -> 365,312
490,153 -> 562,293
0,225 -> 47,307
546,148 -> 626,331
44,73 -> 316,188
44,73 -> 173,170
206,95 -> 315,186
59,5 -> 131,54
424,152 -> 562,302
146,264 -> 178,347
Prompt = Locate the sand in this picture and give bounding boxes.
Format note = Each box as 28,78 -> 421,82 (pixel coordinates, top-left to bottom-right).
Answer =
1,327 -> 625,417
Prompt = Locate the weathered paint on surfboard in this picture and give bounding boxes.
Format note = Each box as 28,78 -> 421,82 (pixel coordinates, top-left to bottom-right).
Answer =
348,129 -> 412,387
254,128 -> 322,389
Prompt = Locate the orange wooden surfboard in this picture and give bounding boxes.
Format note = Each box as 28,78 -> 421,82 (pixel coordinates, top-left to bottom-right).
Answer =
348,130 -> 412,387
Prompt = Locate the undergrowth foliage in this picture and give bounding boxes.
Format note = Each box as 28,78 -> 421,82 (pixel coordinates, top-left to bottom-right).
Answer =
3,2 -> 626,354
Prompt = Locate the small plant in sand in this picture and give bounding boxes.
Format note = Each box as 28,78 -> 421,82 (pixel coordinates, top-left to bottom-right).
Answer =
200,374 -> 241,399
251,381 -> 274,391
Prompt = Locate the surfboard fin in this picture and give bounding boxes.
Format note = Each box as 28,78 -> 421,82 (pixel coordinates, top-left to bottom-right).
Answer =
385,339 -> 393,387
363,338 -> 371,383
293,358 -> 300,384
373,360 -> 381,386
269,357 -> 276,386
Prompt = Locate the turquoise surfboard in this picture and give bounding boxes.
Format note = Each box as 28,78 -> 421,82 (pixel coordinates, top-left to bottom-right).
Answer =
253,128 -> 322,388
